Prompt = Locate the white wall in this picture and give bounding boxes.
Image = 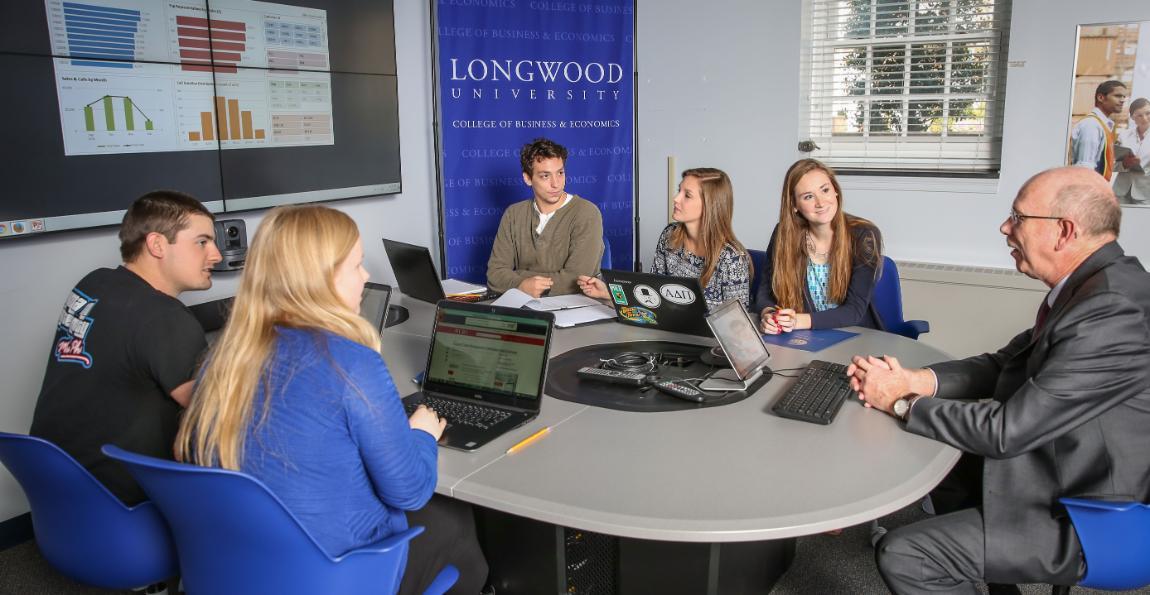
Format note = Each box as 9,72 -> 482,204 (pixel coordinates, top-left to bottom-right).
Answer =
0,1 -> 441,523
636,0 -> 1150,270
635,0 -> 803,267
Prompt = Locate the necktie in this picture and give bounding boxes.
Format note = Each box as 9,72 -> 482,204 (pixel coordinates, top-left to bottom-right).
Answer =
1034,299 -> 1051,334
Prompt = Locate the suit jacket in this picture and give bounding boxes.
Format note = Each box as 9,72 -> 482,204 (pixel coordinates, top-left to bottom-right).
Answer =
908,241 -> 1150,584
752,221 -> 884,329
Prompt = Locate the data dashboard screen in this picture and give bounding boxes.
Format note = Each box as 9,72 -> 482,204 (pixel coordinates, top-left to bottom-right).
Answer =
0,0 -> 400,239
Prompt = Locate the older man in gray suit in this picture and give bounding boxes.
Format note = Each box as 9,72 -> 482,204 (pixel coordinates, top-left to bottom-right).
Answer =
847,166 -> 1150,594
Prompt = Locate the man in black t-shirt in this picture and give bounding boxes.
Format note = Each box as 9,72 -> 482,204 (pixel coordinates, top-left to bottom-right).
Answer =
31,190 -> 222,504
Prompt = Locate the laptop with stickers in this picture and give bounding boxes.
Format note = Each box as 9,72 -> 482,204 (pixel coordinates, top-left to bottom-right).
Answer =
600,269 -> 711,336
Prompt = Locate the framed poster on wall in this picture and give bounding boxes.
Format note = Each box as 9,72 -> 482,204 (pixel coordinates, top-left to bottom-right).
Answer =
1066,21 -> 1150,206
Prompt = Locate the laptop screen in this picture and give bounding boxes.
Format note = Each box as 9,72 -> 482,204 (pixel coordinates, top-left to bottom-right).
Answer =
706,300 -> 771,380
359,283 -> 391,336
426,305 -> 551,400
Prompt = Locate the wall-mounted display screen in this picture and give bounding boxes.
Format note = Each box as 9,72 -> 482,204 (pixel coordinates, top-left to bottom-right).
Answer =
0,0 -> 400,240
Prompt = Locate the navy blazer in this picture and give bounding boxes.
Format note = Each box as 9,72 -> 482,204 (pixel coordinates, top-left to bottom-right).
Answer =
912,241 -> 1150,584
753,222 -> 883,330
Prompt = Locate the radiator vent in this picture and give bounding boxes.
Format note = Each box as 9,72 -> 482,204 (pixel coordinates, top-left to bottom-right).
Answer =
894,260 -> 1046,292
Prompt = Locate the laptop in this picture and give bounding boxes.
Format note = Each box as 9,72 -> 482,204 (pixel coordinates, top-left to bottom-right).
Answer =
382,238 -> 448,303
698,300 -> 771,391
600,269 -> 711,336
359,282 -> 392,337
402,300 -> 555,451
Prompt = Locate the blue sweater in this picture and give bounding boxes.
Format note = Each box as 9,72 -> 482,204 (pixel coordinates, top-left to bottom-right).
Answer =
240,327 -> 439,557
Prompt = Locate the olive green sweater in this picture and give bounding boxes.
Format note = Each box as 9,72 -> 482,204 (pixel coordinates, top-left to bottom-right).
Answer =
486,195 -> 604,295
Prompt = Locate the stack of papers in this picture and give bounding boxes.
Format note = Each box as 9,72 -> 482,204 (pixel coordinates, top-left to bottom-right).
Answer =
493,289 -> 617,327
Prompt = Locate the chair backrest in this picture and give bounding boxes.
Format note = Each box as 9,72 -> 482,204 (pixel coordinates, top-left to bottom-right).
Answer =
0,432 -> 177,589
872,257 -> 927,339
748,249 -> 767,300
601,239 -> 613,270
102,445 -> 417,595
1060,497 -> 1150,590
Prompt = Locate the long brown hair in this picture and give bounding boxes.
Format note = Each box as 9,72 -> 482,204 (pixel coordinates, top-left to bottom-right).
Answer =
770,159 -> 879,312
667,167 -> 751,286
175,205 -> 379,470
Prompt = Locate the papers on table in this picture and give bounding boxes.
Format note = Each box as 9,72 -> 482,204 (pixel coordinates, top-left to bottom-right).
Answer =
442,279 -> 486,296
491,289 -> 599,310
550,303 -> 617,328
492,288 -> 616,327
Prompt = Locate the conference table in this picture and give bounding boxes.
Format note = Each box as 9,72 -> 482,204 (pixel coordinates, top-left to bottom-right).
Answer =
381,294 -> 960,595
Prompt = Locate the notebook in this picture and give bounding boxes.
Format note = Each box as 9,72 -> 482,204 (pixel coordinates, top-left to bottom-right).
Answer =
382,238 -> 486,303
600,269 -> 711,336
401,300 -> 555,451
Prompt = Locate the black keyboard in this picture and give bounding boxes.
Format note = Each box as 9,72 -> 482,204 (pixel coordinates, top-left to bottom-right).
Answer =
772,360 -> 855,425
405,395 -> 512,430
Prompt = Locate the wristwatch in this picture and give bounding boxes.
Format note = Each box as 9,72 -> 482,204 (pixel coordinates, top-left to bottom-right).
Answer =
892,397 -> 912,420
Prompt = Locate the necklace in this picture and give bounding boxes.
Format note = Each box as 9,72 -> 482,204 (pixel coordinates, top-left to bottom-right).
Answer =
804,232 -> 829,259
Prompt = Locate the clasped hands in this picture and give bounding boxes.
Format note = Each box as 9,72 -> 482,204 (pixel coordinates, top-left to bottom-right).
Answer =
759,306 -> 796,334
845,354 -> 918,416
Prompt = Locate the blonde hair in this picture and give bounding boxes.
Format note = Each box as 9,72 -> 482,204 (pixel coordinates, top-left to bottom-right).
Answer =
667,167 -> 751,286
175,205 -> 378,469
771,159 -> 879,313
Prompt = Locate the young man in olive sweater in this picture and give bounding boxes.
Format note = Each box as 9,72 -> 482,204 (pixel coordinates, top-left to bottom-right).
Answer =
486,137 -> 604,297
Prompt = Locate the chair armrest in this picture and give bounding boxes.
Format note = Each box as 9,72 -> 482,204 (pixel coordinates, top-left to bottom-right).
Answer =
424,564 -> 460,595
908,320 -> 930,336
1059,497 -> 1144,513
332,526 -> 425,562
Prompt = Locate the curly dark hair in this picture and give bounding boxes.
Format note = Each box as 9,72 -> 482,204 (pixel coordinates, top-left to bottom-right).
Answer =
519,137 -> 568,176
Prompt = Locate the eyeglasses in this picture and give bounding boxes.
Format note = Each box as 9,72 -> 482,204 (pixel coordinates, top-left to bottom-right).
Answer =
1008,209 -> 1062,226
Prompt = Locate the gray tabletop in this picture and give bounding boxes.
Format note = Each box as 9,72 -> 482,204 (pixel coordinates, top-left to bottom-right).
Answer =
382,294 -> 961,542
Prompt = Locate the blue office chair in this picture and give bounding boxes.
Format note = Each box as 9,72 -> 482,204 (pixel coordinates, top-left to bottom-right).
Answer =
872,257 -> 930,340
102,445 -> 458,595
1048,497 -> 1150,593
0,432 -> 177,589
601,239 -> 613,270
748,249 -> 767,300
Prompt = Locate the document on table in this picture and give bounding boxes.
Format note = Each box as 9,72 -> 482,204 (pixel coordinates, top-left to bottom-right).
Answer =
492,289 -> 602,311
551,303 -> 617,327
442,279 -> 486,295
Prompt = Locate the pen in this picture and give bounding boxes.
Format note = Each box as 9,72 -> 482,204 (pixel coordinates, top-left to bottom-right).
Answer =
506,426 -> 551,455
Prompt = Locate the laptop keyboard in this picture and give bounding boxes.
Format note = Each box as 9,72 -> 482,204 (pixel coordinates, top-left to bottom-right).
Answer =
405,394 -> 512,430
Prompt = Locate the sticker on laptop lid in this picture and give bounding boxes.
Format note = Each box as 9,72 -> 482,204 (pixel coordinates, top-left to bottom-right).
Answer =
608,283 -> 628,305
633,284 -> 661,308
619,306 -> 657,325
659,283 -> 696,305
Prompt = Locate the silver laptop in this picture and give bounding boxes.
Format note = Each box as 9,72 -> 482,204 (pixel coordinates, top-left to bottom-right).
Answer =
360,282 -> 392,337
699,300 -> 771,392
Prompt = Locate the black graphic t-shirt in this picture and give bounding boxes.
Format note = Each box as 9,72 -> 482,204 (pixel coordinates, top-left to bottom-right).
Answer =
30,266 -> 206,504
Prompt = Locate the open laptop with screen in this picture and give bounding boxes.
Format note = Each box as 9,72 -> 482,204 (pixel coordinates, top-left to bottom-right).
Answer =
699,300 -> 772,391
402,301 -> 555,451
600,269 -> 711,336
359,282 -> 392,337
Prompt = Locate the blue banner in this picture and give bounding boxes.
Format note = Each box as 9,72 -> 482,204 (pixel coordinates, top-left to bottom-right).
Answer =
436,0 -> 635,283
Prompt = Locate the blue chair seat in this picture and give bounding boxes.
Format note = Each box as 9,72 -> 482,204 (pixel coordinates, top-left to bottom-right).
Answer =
0,432 -> 177,589
102,444 -> 457,595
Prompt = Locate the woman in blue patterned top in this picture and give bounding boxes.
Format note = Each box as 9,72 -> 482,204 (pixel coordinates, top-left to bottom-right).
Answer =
754,159 -> 883,334
579,167 -> 752,311
175,206 -> 487,595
